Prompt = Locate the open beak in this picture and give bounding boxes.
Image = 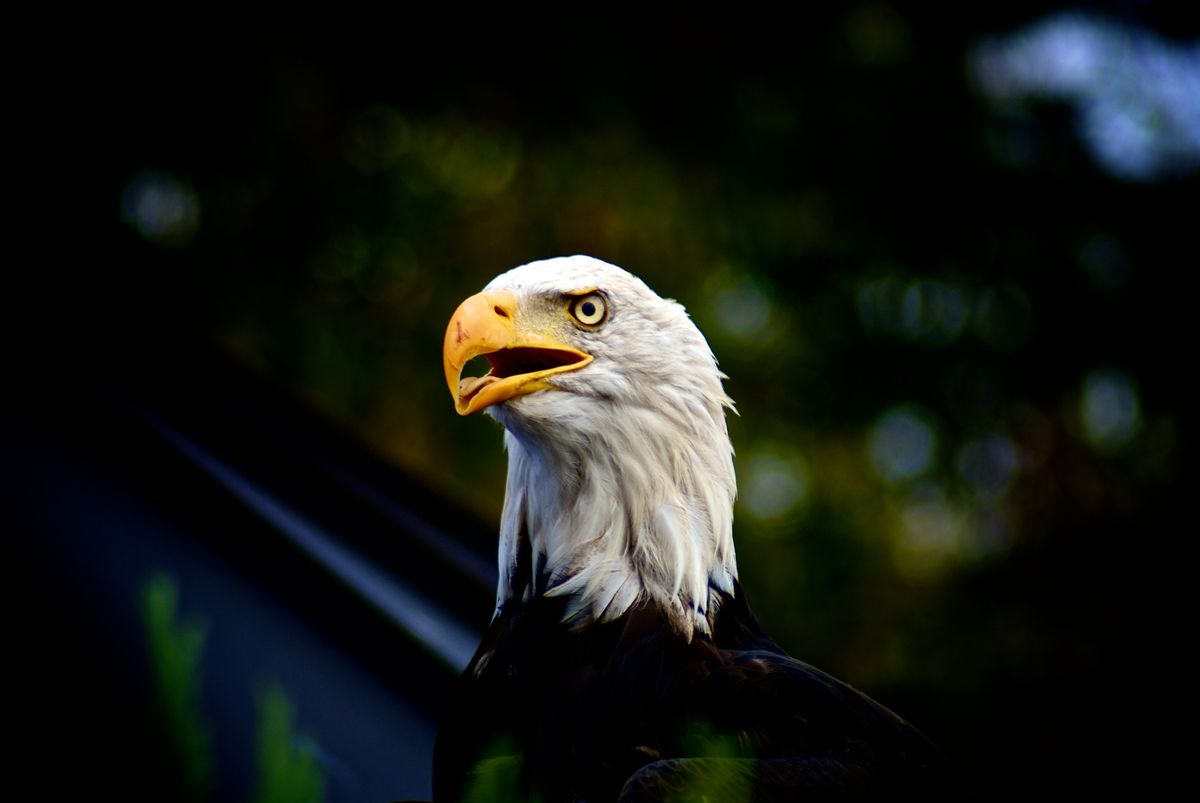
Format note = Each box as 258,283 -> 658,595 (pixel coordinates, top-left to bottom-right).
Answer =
443,290 -> 592,415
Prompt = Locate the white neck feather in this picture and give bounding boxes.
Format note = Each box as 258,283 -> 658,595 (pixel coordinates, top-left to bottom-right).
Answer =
492,386 -> 738,640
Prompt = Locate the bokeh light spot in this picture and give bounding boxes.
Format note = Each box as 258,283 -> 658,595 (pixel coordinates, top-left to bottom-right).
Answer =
895,483 -> 967,580
1080,370 -> 1141,451
402,124 -> 523,199
971,13 -> 1200,180
957,434 -> 1020,502
868,406 -> 937,483
120,170 -> 200,246
709,276 -> 773,341
856,276 -> 969,344
741,452 -> 809,522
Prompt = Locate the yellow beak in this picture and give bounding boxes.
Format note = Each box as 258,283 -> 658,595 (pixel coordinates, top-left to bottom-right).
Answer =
443,290 -> 593,415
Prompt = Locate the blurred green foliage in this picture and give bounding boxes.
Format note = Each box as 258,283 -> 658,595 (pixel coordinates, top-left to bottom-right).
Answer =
673,721 -> 754,803
253,683 -> 327,803
460,737 -> 531,803
141,575 -> 326,803
142,573 -> 213,801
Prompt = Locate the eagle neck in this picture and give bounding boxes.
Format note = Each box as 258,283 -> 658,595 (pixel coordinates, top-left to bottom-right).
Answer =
493,398 -> 738,640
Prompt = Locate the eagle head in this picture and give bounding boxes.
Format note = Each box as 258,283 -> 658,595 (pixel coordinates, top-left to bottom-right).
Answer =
443,256 -> 738,639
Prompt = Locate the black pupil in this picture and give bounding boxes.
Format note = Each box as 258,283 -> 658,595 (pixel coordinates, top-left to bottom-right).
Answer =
580,301 -> 596,318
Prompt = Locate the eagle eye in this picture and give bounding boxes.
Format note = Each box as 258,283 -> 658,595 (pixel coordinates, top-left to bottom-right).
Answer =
568,293 -> 608,327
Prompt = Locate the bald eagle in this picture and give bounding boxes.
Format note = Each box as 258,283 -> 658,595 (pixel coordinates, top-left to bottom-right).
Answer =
437,256 -> 968,801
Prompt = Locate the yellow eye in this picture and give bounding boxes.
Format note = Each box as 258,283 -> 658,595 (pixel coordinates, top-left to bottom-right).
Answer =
569,293 -> 607,327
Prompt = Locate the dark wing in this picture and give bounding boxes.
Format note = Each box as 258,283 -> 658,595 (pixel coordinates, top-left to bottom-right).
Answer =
638,645 -> 972,801
437,583 -> 972,801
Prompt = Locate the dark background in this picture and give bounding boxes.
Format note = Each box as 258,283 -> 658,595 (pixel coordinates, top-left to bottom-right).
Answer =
10,4 -> 1198,801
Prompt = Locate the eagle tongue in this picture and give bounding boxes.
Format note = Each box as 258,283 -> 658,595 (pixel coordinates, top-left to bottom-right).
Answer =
459,373 -> 498,401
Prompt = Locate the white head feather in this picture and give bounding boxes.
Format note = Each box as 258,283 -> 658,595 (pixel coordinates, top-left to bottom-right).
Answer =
482,255 -> 738,639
